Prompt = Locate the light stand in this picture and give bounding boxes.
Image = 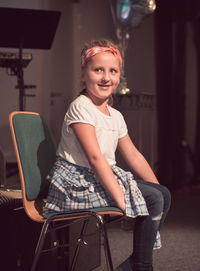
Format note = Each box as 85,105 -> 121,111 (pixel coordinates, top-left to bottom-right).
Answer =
0,7 -> 61,111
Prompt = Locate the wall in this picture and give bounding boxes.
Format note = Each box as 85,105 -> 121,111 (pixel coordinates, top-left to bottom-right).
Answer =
0,0 -> 42,162
0,0 -> 162,171
1,0 -> 196,178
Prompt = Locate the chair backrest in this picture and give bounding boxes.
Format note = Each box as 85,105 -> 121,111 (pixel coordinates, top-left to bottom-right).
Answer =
9,111 -> 56,221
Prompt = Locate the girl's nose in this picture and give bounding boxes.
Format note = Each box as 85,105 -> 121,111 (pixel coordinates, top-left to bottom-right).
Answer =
101,78 -> 109,84
102,72 -> 110,83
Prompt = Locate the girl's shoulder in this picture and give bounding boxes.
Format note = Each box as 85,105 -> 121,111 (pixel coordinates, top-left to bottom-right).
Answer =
108,105 -> 124,118
70,94 -> 91,107
65,95 -> 96,125
67,95 -> 94,114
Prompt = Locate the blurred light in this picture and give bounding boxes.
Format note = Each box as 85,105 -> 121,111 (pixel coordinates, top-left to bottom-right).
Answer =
117,0 -> 132,22
148,0 -> 156,11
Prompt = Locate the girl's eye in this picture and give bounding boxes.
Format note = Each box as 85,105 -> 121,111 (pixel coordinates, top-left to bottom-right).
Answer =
110,69 -> 118,74
94,68 -> 102,72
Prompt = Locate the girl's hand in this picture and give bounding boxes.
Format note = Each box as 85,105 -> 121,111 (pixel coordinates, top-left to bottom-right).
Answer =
118,134 -> 159,184
117,199 -> 126,213
115,190 -> 126,212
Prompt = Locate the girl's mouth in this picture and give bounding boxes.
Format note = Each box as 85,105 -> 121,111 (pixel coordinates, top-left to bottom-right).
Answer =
98,84 -> 111,87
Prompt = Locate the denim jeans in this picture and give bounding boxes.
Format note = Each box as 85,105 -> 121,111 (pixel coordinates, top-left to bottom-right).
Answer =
130,180 -> 171,271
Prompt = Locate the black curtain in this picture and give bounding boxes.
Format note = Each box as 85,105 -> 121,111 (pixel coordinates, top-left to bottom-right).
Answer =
154,0 -> 199,189
192,10 -> 200,184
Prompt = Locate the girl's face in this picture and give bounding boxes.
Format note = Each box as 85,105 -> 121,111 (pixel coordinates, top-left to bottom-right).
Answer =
81,51 -> 121,103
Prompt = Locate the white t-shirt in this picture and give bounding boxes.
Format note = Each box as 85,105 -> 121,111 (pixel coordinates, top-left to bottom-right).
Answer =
57,95 -> 128,168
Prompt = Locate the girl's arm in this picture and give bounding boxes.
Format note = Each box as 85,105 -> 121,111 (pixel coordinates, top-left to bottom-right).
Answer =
71,123 -> 126,212
118,134 -> 159,184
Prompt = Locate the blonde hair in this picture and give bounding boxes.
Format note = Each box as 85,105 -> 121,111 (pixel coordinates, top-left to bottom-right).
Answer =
81,38 -> 122,70
80,38 -> 122,105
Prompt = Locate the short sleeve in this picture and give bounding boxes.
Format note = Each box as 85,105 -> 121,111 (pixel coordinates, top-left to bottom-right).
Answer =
117,111 -> 128,139
65,98 -> 95,127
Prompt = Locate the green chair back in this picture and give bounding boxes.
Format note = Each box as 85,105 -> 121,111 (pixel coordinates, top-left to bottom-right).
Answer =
12,113 -> 56,201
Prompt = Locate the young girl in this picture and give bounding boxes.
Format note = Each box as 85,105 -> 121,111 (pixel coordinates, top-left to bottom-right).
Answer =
45,39 -> 171,271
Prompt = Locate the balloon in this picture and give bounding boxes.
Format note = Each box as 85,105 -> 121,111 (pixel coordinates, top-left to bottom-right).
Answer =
116,0 -> 156,27
131,0 -> 156,28
112,0 -> 156,94
116,0 -> 132,25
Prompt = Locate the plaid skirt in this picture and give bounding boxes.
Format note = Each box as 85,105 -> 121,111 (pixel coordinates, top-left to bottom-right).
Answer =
45,156 -> 161,249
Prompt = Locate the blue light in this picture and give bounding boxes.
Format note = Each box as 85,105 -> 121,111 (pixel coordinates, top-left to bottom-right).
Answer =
117,0 -> 132,22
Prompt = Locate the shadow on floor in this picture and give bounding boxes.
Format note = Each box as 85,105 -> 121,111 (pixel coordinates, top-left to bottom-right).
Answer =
95,185 -> 200,271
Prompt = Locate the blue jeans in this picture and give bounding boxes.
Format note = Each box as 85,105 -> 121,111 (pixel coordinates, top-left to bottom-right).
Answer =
130,180 -> 171,271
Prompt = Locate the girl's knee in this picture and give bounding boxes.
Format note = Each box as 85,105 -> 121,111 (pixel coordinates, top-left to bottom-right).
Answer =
147,189 -> 164,218
159,184 -> 171,207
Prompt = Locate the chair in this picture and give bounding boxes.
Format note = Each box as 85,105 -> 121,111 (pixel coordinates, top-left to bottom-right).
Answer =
9,111 -> 124,271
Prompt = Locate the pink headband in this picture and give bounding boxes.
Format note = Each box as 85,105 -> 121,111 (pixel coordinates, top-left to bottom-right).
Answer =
81,46 -> 122,69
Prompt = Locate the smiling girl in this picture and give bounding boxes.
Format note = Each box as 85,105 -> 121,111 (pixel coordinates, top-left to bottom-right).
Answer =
45,39 -> 171,271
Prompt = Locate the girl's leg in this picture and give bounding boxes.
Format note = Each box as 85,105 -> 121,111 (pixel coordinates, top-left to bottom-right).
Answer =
136,179 -> 171,231
131,180 -> 171,271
